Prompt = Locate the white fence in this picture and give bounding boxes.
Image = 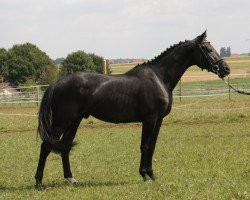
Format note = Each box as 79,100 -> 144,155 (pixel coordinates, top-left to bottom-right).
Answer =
0,85 -> 48,106
0,82 -> 250,106
174,82 -> 250,98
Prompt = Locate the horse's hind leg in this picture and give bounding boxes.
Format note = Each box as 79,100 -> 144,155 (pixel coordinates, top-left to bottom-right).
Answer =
62,150 -> 78,185
35,141 -> 52,188
60,119 -> 82,186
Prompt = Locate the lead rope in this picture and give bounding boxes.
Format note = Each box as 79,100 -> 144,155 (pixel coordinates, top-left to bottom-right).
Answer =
222,78 -> 250,95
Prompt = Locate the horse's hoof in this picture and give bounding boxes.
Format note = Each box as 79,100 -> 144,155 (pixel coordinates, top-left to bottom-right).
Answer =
143,174 -> 151,182
35,182 -> 45,190
66,177 -> 78,186
150,174 -> 157,181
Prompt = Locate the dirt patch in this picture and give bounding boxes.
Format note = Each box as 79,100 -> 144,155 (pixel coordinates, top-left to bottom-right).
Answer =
0,123 -> 142,135
0,120 -> 238,135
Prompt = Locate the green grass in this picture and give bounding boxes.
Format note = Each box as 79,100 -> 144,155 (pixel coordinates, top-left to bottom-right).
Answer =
111,68 -> 131,74
179,76 -> 250,87
0,95 -> 249,199
1,122 -> 249,199
0,126 -> 249,199
110,63 -> 136,74
0,57 -> 248,199
110,63 -> 137,68
224,56 -> 250,61
227,63 -> 250,69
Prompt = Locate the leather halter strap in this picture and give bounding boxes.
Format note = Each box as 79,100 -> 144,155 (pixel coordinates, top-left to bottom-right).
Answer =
197,41 -> 223,74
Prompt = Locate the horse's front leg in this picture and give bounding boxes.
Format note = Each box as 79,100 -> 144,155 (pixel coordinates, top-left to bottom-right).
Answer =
147,118 -> 163,180
139,118 -> 157,181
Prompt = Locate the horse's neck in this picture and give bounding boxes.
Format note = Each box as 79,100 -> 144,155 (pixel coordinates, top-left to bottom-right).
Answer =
163,60 -> 191,91
151,47 -> 194,92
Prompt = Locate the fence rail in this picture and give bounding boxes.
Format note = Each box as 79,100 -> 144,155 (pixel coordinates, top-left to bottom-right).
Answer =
0,81 -> 249,106
0,85 -> 48,106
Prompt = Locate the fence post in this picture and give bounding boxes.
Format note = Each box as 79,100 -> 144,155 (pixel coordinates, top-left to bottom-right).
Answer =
102,59 -> 107,74
228,77 -> 231,101
36,86 -> 40,106
179,78 -> 182,102
106,60 -> 109,74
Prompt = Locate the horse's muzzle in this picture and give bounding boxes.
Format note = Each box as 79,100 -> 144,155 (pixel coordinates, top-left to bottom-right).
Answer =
218,62 -> 230,78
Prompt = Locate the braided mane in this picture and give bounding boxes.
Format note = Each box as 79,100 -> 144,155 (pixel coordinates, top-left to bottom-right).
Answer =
138,40 -> 189,66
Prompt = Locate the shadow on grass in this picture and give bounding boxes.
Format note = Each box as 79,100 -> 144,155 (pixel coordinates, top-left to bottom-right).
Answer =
0,179 -> 141,192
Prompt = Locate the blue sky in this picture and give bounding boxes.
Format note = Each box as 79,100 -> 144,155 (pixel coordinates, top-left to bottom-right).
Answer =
1,0 -> 250,59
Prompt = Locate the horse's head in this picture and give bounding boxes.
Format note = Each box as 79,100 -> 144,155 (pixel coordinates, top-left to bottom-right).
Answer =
194,31 -> 230,78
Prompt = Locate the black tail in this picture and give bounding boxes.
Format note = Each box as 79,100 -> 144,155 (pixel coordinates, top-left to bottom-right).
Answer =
38,82 -> 80,153
37,83 -> 60,150
37,84 -> 77,152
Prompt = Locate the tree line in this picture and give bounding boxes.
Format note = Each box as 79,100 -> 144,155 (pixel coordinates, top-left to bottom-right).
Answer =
0,43 -> 110,86
220,47 -> 231,57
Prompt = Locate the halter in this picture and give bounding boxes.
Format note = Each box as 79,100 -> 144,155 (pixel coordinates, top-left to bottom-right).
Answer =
197,41 -> 224,75
197,41 -> 250,95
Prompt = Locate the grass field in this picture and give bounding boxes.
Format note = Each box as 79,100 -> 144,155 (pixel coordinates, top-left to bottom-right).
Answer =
0,52 -> 249,199
0,95 -> 249,199
225,56 -> 250,61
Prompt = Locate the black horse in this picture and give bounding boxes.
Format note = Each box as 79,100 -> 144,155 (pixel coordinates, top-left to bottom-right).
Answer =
35,31 -> 230,187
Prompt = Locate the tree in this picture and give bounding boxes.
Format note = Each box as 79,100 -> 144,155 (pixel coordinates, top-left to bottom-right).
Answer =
226,46 -> 231,57
0,48 -> 8,81
220,47 -> 226,57
88,53 -> 111,74
3,43 -> 52,85
220,46 -> 231,57
62,51 -> 96,74
54,57 -> 65,66
88,53 -> 103,73
62,51 -> 111,75
38,65 -> 60,85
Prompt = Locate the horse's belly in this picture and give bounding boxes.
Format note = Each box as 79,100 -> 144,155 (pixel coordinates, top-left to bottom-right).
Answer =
91,109 -> 141,123
89,100 -> 141,123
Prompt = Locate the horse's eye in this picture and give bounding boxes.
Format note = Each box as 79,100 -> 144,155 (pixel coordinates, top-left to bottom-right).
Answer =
207,47 -> 213,52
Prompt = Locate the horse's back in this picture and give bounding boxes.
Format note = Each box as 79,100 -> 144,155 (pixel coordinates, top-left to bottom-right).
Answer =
50,72 -> 141,122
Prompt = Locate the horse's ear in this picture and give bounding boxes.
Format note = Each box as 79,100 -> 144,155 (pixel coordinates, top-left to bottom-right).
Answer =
196,30 -> 207,44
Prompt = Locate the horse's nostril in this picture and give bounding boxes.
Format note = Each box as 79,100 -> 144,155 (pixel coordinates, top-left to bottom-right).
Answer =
224,66 -> 230,72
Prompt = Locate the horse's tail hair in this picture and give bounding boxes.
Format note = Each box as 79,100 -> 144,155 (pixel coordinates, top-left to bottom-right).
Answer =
37,83 -> 59,150
37,83 -> 78,153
